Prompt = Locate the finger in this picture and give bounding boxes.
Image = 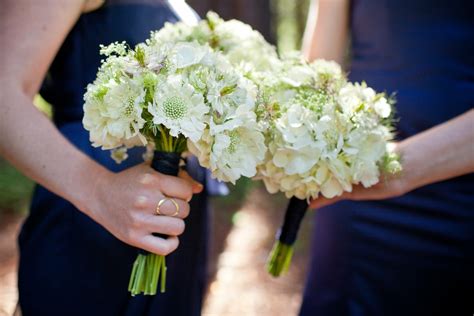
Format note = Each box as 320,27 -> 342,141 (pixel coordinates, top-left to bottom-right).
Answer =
140,171 -> 193,202
155,197 -> 190,219
145,215 -> 186,236
309,195 -> 345,209
178,170 -> 204,194
134,194 -> 190,219
138,235 -> 180,256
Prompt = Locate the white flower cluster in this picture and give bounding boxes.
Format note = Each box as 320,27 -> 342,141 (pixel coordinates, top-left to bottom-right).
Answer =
151,12 -> 280,73
83,39 -> 266,183
257,57 -> 400,200
84,13 -> 400,195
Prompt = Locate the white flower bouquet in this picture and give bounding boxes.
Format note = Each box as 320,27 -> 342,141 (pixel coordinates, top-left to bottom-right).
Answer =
83,36 -> 265,295
256,54 -> 401,276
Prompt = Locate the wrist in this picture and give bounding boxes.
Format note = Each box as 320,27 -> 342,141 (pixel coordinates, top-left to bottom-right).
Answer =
67,158 -> 112,219
394,140 -> 422,194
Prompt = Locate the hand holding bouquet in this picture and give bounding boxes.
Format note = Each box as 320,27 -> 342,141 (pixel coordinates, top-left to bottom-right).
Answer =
256,54 -> 401,276
83,36 -> 265,295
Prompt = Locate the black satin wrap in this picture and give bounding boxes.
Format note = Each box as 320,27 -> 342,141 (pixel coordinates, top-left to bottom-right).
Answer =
278,197 -> 308,245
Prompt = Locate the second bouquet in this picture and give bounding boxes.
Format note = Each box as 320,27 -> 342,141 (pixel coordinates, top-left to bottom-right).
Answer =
83,39 -> 266,295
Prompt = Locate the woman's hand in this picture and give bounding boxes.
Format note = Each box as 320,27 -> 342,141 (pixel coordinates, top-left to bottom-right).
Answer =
84,164 -> 203,256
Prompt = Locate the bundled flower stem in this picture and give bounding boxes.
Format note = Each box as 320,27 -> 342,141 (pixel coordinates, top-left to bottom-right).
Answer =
128,131 -> 185,296
267,197 -> 308,276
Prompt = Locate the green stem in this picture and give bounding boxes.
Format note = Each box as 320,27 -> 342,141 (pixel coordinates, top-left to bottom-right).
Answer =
144,255 -> 152,295
133,255 -> 146,296
159,128 -> 170,152
266,241 -> 294,277
128,256 -> 140,293
160,256 -> 167,293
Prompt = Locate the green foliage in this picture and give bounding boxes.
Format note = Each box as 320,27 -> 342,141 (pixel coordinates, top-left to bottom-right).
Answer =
0,95 -> 52,214
0,159 -> 34,213
271,0 -> 310,53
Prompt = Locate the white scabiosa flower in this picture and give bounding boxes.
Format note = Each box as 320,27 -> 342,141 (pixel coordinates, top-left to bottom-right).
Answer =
149,75 -> 209,142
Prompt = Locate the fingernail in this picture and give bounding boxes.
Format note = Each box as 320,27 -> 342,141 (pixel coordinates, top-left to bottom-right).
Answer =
194,183 -> 203,192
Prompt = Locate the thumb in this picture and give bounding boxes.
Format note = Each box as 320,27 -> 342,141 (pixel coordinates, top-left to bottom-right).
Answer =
309,194 -> 346,209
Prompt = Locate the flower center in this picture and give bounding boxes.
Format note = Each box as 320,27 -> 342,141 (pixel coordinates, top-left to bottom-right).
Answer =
124,97 -> 135,117
163,96 -> 187,120
227,130 -> 240,154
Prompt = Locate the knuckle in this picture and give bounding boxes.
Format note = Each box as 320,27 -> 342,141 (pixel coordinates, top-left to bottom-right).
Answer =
123,228 -> 137,244
134,195 -> 149,208
129,213 -> 142,228
140,172 -> 161,187
139,173 -> 154,185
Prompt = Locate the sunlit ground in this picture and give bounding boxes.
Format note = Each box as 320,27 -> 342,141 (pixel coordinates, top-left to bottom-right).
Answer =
203,186 -> 312,316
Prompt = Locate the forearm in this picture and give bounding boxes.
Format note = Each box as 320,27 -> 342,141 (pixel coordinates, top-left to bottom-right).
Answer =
302,0 -> 350,64
0,90 -> 110,214
398,109 -> 474,190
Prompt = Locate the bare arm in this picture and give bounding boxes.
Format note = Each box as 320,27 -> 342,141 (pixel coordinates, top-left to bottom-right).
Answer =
0,0 -> 102,218
303,1 -> 474,208
310,110 -> 474,208
0,0 -> 201,254
302,0 -> 350,64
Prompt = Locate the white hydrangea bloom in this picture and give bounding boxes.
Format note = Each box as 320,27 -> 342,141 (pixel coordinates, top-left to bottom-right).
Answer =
83,76 -> 146,150
189,124 -> 266,184
257,55 -> 397,200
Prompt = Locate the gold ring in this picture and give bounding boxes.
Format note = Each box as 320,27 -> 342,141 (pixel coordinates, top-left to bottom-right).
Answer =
156,198 -> 180,217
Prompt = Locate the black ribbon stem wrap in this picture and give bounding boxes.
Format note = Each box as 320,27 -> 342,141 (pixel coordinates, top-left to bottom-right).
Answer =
278,197 -> 308,245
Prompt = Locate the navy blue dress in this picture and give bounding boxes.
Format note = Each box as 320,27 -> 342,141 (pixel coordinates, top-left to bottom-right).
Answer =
300,1 -> 474,315
18,1 -> 215,315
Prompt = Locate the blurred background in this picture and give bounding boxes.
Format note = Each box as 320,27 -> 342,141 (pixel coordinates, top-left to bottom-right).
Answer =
0,1 -> 312,315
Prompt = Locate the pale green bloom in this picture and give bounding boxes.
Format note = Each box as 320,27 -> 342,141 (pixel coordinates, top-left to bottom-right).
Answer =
83,76 -> 146,150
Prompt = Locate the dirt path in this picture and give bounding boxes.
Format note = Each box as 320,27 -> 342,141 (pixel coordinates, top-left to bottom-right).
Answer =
0,212 -> 22,316
203,186 -> 312,316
